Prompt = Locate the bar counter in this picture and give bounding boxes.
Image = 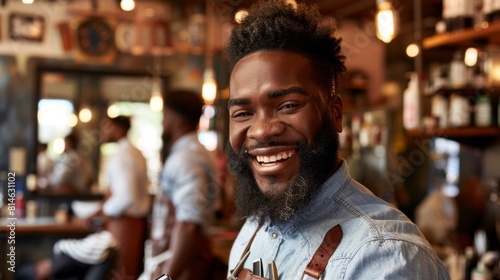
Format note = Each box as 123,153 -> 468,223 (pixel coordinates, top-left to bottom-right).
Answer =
0,216 -> 94,236
0,216 -> 240,279
0,216 -> 94,280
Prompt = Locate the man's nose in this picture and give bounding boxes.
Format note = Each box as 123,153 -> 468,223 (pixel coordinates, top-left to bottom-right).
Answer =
247,114 -> 286,142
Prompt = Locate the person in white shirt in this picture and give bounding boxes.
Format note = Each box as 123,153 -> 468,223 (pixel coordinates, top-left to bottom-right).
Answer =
93,115 -> 152,279
100,116 -> 151,218
21,116 -> 151,280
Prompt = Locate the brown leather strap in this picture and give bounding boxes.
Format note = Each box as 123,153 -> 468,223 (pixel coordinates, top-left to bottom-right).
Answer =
302,224 -> 343,279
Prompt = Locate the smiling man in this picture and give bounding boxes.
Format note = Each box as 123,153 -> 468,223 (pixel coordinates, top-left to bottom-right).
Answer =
225,1 -> 450,279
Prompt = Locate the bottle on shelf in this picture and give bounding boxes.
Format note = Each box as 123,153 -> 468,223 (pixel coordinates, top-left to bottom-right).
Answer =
443,0 -> 475,32
14,182 -> 25,219
483,0 -> 500,24
475,93 -> 493,127
431,93 -> 449,128
403,72 -> 420,130
449,93 -> 472,127
449,50 -> 469,88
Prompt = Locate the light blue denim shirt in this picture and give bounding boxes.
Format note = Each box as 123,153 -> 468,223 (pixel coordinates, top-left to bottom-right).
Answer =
228,160 -> 451,279
158,132 -> 218,227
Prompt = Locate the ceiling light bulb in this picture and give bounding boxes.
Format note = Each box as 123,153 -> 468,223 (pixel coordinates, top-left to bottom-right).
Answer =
53,138 -> 65,155
202,69 -> 217,105
22,0 -> 34,4
149,80 -> 163,112
79,107 -> 92,123
234,10 -> 249,24
120,0 -> 135,11
68,113 -> 78,128
406,43 -> 420,58
375,0 -> 399,43
107,104 -> 120,118
150,95 -> 163,112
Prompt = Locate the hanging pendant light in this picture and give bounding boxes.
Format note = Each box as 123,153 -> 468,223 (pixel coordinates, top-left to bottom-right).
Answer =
149,78 -> 163,112
78,107 -> 92,123
202,67 -> 217,105
375,0 -> 399,43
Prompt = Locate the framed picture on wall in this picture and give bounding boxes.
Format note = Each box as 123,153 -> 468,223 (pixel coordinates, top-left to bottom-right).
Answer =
9,13 -> 45,41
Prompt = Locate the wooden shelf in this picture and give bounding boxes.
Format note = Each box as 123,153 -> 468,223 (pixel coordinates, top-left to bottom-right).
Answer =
407,127 -> 500,147
424,87 -> 500,97
407,127 -> 500,137
423,21 -> 500,49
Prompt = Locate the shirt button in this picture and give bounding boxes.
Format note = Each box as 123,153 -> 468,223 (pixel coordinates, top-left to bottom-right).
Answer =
271,232 -> 278,239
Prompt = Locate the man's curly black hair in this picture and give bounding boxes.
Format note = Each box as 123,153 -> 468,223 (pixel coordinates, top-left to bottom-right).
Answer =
226,0 -> 346,95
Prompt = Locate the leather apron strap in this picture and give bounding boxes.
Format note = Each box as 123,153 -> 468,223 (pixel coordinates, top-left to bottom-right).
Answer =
236,224 -> 343,280
301,224 -> 343,280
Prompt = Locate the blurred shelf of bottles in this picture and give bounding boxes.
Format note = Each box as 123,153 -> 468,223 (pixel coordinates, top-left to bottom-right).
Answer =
405,0 -> 500,145
422,47 -> 500,130
440,0 -> 500,34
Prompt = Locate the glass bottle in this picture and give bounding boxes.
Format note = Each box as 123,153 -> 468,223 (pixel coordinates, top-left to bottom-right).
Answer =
483,0 -> 500,24
444,0 -> 475,31
450,51 -> 468,88
475,93 -> 492,127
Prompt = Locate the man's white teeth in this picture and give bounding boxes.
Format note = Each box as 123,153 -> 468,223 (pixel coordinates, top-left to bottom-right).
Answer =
256,151 -> 294,163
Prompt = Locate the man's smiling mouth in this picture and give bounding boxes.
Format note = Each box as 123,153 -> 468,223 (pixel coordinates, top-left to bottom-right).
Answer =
256,150 -> 295,164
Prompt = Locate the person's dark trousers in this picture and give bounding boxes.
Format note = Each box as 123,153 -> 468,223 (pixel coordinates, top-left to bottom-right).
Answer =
52,252 -> 91,280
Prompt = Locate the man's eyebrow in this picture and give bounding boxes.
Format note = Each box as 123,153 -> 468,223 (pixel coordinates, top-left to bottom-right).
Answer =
228,86 -> 308,109
268,86 -> 308,98
228,97 -> 250,109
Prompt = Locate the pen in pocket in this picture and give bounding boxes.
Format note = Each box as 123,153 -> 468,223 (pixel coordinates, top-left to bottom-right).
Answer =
268,260 -> 278,280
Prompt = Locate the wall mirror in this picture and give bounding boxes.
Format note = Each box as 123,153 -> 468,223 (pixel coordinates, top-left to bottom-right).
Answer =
34,63 -> 168,198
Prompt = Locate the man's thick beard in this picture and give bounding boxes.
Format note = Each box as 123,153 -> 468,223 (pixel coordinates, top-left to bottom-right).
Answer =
226,118 -> 340,223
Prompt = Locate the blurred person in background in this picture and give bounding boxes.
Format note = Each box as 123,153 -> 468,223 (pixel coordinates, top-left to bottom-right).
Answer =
415,171 -> 458,258
36,142 -> 53,190
92,115 -> 152,279
140,89 -> 221,280
17,116 -> 150,280
48,133 -> 95,194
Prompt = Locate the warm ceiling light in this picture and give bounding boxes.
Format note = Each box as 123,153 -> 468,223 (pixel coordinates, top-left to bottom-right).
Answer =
53,138 -> 65,155
149,80 -> 163,112
68,113 -> 78,128
202,68 -> 217,105
79,107 -> 92,123
406,43 -> 420,58
234,10 -> 249,24
375,0 -> 399,43
22,0 -> 34,4
107,104 -> 120,118
120,0 -> 135,11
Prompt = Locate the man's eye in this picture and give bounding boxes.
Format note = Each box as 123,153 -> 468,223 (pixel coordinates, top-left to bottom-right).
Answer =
279,103 -> 298,111
232,111 -> 252,119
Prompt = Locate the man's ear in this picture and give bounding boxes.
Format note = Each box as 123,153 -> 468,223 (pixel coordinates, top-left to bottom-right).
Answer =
329,94 -> 343,133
